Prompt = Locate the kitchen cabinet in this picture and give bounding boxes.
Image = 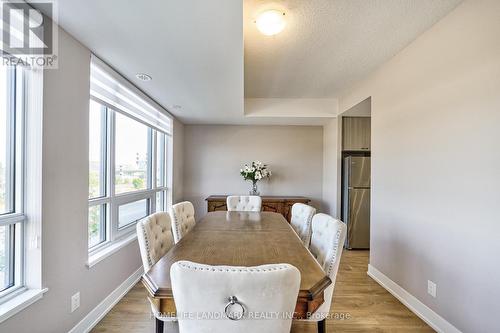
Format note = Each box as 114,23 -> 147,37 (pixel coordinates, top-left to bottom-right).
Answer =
342,117 -> 371,151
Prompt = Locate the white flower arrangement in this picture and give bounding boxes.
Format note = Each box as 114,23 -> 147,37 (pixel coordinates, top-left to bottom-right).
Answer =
240,161 -> 272,184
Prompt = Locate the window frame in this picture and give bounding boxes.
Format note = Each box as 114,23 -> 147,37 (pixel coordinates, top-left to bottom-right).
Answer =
88,102 -> 172,255
87,101 -> 108,248
0,65 -> 26,303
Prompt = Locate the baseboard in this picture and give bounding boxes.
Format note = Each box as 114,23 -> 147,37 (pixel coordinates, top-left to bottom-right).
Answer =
68,267 -> 143,333
367,264 -> 461,333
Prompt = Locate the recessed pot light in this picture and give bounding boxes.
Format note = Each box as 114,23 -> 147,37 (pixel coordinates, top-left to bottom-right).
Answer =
136,73 -> 152,81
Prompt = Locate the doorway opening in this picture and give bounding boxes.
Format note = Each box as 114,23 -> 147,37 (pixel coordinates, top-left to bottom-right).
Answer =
338,97 -> 371,250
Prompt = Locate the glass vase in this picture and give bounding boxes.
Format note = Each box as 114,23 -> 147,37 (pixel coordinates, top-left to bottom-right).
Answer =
249,182 -> 260,195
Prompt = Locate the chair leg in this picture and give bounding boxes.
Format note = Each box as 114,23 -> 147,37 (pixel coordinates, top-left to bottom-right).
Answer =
155,318 -> 164,333
317,318 -> 326,333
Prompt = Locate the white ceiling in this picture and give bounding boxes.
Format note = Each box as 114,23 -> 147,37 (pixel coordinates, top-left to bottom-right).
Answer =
33,0 -> 245,124
32,0 -> 462,124
244,0 -> 462,98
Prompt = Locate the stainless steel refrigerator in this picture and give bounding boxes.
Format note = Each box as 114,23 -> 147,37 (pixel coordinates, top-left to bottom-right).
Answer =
342,156 -> 371,249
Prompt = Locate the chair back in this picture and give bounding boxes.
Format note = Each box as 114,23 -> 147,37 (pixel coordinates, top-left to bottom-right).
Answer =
308,213 -> 347,320
290,203 -> 316,247
170,261 -> 300,333
136,212 -> 175,272
226,196 -> 262,212
170,201 -> 196,243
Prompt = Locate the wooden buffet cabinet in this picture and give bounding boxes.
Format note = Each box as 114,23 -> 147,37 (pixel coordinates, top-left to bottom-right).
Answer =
206,195 -> 311,222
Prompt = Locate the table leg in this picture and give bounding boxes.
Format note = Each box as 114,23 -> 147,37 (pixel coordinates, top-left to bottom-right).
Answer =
317,319 -> 326,333
156,318 -> 164,333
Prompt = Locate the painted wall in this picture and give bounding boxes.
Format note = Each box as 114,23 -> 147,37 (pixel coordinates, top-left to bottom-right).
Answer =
183,125 -> 324,218
173,118 -> 185,203
244,98 -> 338,118
341,97 -> 371,117
339,1 -> 500,331
321,118 -> 340,217
0,27 -> 184,332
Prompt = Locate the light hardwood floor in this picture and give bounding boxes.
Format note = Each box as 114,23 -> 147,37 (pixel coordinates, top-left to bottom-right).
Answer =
91,251 -> 433,332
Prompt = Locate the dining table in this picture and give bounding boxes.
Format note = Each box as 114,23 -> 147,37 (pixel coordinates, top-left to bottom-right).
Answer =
141,210 -> 331,319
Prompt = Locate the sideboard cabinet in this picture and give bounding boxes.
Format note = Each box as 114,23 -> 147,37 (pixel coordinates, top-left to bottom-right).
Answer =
206,195 -> 311,222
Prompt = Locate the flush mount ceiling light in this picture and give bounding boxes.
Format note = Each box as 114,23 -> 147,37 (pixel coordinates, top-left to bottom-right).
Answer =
136,73 -> 152,81
255,10 -> 286,36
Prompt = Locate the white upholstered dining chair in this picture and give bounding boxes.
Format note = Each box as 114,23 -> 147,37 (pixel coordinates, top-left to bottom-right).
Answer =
170,261 -> 300,333
226,195 -> 262,212
170,201 -> 196,243
290,203 -> 316,247
136,212 -> 178,333
300,213 -> 347,333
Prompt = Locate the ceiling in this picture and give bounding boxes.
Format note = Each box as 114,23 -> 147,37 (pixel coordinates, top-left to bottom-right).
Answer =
33,0 -> 244,124
244,0 -> 462,98
32,0 -> 462,124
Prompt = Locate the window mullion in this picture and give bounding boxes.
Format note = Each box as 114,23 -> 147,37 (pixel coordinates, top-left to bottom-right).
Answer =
4,67 -> 16,215
15,66 -> 25,217
0,213 -> 25,227
100,105 -> 107,198
4,225 -> 15,291
103,106 -> 110,244
148,128 -> 153,190
88,196 -> 110,207
151,131 -> 157,213
108,110 -> 116,241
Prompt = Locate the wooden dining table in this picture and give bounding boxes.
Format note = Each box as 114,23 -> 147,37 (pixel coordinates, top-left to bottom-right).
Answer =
141,211 -> 331,319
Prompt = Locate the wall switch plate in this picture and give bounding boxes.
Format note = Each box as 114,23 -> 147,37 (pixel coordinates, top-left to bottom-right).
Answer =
427,280 -> 437,298
71,292 -> 80,312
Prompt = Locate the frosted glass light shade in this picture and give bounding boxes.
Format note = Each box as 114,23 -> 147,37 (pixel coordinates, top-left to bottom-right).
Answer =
256,10 -> 286,36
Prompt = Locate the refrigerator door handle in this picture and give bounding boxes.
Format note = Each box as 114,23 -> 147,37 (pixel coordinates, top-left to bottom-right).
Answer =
344,188 -> 351,249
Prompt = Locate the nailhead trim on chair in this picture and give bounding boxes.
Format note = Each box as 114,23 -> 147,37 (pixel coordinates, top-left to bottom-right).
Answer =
139,222 -> 154,269
325,228 -> 342,276
177,261 -> 291,273
290,203 -> 316,247
170,201 -> 196,243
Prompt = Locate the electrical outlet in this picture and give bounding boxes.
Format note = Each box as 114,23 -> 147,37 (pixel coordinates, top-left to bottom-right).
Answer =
427,280 -> 437,298
71,292 -> 80,312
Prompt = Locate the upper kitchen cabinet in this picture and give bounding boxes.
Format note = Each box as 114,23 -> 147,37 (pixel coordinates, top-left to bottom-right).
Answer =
342,117 -> 371,151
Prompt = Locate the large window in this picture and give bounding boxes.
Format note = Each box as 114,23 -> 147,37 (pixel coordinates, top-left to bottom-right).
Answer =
88,55 -> 173,254
88,104 -> 171,251
0,65 -> 24,297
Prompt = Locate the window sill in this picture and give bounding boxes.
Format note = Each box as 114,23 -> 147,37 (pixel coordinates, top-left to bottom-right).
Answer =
87,233 -> 138,268
0,288 -> 48,324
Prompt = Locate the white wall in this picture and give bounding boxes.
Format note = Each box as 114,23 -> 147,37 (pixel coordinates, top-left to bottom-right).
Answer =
340,97 -> 371,117
183,125 -> 324,218
321,118 -> 340,217
339,1 -> 500,331
173,119 -> 185,203
0,27 -> 184,333
244,98 -> 338,118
